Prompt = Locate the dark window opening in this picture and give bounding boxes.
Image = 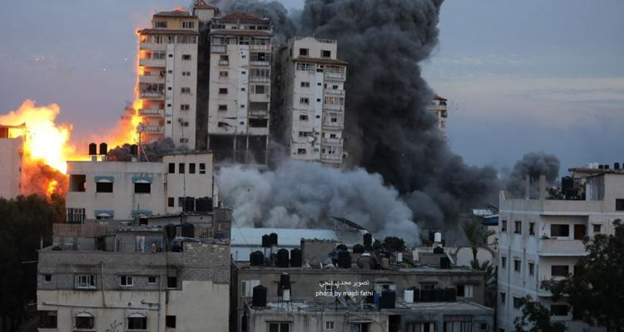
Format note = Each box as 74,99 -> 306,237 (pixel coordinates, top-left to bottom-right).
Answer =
166,315 -> 177,328
44,274 -> 52,282
148,276 -> 157,284
199,163 -> 206,174
299,48 -> 309,56
529,222 -> 535,235
501,220 -> 507,232
168,162 -> 175,173
168,197 -> 174,207
552,265 -> 569,277
96,182 -> 113,193
551,224 -> 570,237
39,311 -> 57,328
249,119 -> 268,128
134,183 -> 151,194
167,277 -> 178,288
514,221 -> 522,234
75,316 -> 94,329
70,174 -> 86,192
189,163 -> 196,174
616,199 -> 624,211
551,305 -> 569,316
127,317 -> 147,330
321,50 -> 331,58
179,163 -> 185,174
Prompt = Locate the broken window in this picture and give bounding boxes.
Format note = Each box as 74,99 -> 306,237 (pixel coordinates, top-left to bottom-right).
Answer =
70,174 -> 86,192
297,148 -> 306,155
299,48 -> 309,56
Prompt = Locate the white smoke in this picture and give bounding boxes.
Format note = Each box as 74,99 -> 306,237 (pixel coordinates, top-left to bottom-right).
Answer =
217,159 -> 420,243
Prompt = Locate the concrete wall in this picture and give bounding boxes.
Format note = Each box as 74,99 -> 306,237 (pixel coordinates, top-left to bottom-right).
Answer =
163,153 -> 214,214
0,138 -> 22,199
248,310 -> 388,332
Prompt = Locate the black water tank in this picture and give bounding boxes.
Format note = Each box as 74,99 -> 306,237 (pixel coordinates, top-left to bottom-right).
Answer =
599,164 -> 604,169
250,251 -> 264,266
290,248 -> 302,267
434,288 -> 445,302
195,197 -> 213,212
184,197 -> 195,212
352,244 -> 364,253
164,224 -> 176,239
605,164 -> 610,170
615,163 -> 621,170
421,289 -> 434,302
561,176 -> 574,192
336,244 -> 348,252
269,233 -> 278,246
440,256 -> 451,269
277,249 -> 289,267
278,273 -> 291,296
99,142 -> 108,155
444,288 -> 457,302
363,233 -> 373,248
88,143 -> 97,155
130,144 -> 138,156
379,290 -> 396,309
252,285 -> 267,307
261,234 -> 271,248
413,288 -> 421,302
433,246 -> 444,254
338,251 -> 351,269
181,223 -> 195,238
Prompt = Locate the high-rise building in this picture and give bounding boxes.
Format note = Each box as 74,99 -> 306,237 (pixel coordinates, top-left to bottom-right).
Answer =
0,124 -> 24,199
207,13 -> 272,164
497,166 -> 624,332
280,37 -> 348,167
137,10 -> 199,149
428,95 -> 448,138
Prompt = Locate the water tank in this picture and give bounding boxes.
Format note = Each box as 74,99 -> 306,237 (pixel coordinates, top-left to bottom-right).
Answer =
278,273 -> 291,296
404,289 -> 414,303
433,246 -> 444,254
615,163 -> 621,170
130,144 -> 138,156
269,233 -> 278,246
181,223 -> 195,238
357,253 -> 374,270
413,288 -> 420,302
290,248 -> 302,267
250,251 -> 264,266
338,251 -> 351,269
440,256 -> 451,269
599,164 -> 604,169
396,252 -> 403,263
99,142 -> 108,155
277,249 -> 289,268
336,244 -> 348,252
183,197 -> 195,212
195,197 -> 213,212
261,234 -> 271,248
444,288 -> 457,302
164,224 -> 176,239
88,143 -> 97,156
434,232 -> 442,243
252,285 -> 267,307
363,233 -> 373,248
434,288 -> 445,302
379,290 -> 396,309
352,244 -> 364,253
283,289 -> 291,301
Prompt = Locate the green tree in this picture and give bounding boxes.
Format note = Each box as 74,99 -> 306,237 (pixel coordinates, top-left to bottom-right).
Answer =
542,219 -> 624,332
383,236 -> 406,252
461,217 -> 495,262
513,296 -> 566,332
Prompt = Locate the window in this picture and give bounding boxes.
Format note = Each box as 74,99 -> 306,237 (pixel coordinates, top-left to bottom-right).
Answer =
593,224 -> 602,233
406,322 -> 435,332
96,182 -> 113,193
166,197 -> 174,208
513,296 -> 522,309
269,323 -> 290,332
75,275 -> 96,289
501,220 -> 507,232
456,285 -> 474,298
297,148 -> 306,155
199,163 -> 206,174
500,292 -> 506,304
501,256 -> 507,268
301,81 -> 310,88
325,284 -> 337,294
120,275 -> 134,287
181,87 -> 191,94
182,54 -> 192,60
167,276 -> 178,288
514,221 -> 522,234
70,174 -> 86,192
182,71 -> 191,76
529,222 -> 535,235
514,259 -> 521,272
148,276 -> 157,284
66,208 -> 86,224
321,50 -> 331,58
127,316 -> 147,330
299,48 -> 309,56
551,305 -> 569,316
75,314 -> 94,330
180,121 -> 189,127
551,224 -> 570,237
180,138 -> 189,144
219,88 -> 228,94
552,265 -> 569,277
218,104 -> 227,111
39,311 -> 57,329
528,262 -> 535,275
44,274 -> 52,283
168,163 -> 175,173
325,321 -> 335,330
300,97 -> 309,105
182,21 -> 195,29
299,115 -> 308,121
219,55 -> 229,64
181,104 -> 190,111
254,85 -> 266,94
155,21 -> 167,28
179,163 -> 185,174
134,183 -> 151,194
166,315 -> 177,328
219,71 -> 228,78
616,199 -> 624,211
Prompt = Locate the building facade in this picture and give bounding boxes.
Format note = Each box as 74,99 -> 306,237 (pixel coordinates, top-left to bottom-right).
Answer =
0,124 -> 23,199
497,167 -> 624,332
137,10 -> 199,149
207,13 -> 272,164
428,95 -> 448,139
281,37 -> 348,167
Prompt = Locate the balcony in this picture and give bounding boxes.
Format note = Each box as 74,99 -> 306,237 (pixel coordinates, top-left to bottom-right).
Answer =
324,104 -> 345,111
139,42 -> 166,51
138,74 -> 165,84
321,154 -> 342,162
250,76 -> 270,83
325,72 -> 346,81
218,60 -> 229,66
249,110 -> 268,118
323,122 -> 343,129
139,91 -> 164,99
250,44 -> 271,51
138,108 -> 164,117
322,138 -> 343,145
139,58 -> 166,67
138,125 -> 164,134
324,89 -> 345,96
538,239 -> 586,256
249,61 -> 270,67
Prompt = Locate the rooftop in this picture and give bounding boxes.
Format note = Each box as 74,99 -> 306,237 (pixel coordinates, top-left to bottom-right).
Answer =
139,29 -> 199,36
433,94 -> 447,102
154,10 -> 195,18
194,0 -> 218,10
249,300 -> 492,314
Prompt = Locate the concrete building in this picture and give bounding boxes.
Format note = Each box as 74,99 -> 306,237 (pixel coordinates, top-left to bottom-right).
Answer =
497,166 -> 624,332
137,9 -> 199,149
428,95 -> 448,138
232,239 -> 492,332
0,124 -> 24,199
66,152 -> 214,223
207,12 -> 273,164
280,37 -> 348,167
37,225 -> 230,332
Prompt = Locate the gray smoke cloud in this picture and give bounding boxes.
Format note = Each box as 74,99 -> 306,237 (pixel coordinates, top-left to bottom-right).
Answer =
217,158 -> 419,242
108,138 -> 187,162
505,151 -> 560,197
209,0 -> 501,242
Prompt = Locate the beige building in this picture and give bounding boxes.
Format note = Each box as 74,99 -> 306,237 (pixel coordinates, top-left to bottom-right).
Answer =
66,152 -> 214,223
497,166 -> 624,332
280,37 -> 348,167
207,13 -> 272,164
428,95 -> 448,138
137,10 -> 199,149
0,124 -> 23,199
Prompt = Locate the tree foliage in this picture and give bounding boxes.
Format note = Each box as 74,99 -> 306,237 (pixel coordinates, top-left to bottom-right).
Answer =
542,219 -> 624,332
462,217 -> 495,262
0,195 -> 62,331
513,296 -> 566,332
383,236 -> 406,252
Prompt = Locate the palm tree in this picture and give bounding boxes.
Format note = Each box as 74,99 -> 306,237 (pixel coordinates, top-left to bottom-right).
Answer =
461,217 -> 495,263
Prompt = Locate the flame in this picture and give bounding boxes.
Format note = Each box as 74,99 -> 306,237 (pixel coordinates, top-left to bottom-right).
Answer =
47,180 -> 59,197
0,100 -> 76,174
173,5 -> 188,12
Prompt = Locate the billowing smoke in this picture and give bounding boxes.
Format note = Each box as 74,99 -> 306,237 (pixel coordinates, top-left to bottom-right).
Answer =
210,0 -> 501,242
217,158 -> 419,241
505,152 -> 560,197
107,138 -> 187,162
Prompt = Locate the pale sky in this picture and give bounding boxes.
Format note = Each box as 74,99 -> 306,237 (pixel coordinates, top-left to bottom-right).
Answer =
1,0 -> 623,172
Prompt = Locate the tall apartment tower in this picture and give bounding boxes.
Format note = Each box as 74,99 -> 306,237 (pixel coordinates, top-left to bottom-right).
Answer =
137,10 -> 199,149
428,95 -> 448,138
207,13 -> 272,164
281,37 -> 347,167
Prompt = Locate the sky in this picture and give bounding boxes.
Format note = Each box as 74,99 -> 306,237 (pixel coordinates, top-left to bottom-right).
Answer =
1,0 -> 623,173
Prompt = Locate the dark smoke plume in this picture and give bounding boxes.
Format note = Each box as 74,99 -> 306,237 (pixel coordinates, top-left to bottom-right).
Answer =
505,152 -> 560,197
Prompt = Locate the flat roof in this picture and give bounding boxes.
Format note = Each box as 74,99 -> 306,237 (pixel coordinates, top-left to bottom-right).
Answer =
249,300 -> 492,313
139,29 -> 199,36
